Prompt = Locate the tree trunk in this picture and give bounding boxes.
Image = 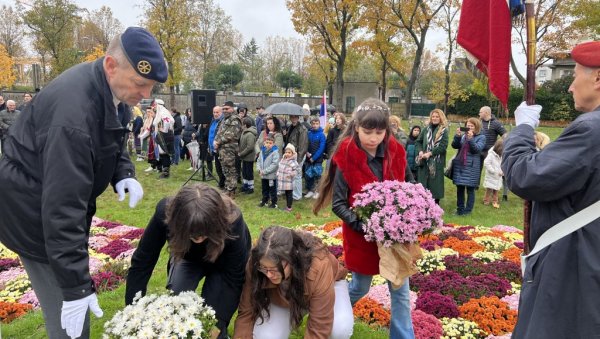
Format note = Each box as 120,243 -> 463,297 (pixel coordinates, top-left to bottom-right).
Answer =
381,60 -> 387,101
443,39 -> 453,113
511,54 -> 526,89
335,60 -> 344,110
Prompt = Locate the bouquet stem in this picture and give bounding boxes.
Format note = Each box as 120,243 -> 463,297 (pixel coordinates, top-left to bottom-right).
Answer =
377,242 -> 423,289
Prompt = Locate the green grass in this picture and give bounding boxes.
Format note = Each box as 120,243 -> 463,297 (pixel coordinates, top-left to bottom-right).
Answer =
2,125 -> 564,338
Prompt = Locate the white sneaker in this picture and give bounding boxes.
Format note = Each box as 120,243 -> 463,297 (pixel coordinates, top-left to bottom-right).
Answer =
312,192 -> 319,199
187,167 -> 194,171
304,191 -> 314,198
144,166 -> 154,172
136,157 -> 144,162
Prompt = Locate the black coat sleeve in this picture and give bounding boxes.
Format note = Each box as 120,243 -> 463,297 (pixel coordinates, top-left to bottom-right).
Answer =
332,171 -> 364,233
125,198 -> 169,305
204,212 -> 252,332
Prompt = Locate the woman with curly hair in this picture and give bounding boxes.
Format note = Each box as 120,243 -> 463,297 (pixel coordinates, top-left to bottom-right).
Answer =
233,226 -> 353,339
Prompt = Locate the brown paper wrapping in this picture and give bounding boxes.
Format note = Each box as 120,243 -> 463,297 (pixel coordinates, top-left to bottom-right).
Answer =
377,242 -> 423,289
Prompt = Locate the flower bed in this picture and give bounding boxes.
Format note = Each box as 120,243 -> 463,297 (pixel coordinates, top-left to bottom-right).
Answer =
306,222 -> 523,338
0,217 -> 143,323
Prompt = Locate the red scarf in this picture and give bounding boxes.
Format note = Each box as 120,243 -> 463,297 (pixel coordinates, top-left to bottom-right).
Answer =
333,136 -> 406,275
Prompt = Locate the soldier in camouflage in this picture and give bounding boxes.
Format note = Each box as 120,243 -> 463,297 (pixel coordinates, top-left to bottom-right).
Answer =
214,101 -> 242,197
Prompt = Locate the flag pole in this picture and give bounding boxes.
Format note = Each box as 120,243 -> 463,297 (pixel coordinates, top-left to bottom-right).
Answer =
523,0 -> 536,255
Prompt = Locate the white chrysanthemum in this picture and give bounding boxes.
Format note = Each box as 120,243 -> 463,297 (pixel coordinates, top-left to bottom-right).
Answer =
472,250 -> 503,263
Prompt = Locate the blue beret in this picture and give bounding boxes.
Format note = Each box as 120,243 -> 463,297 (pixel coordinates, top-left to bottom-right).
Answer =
120,27 -> 168,83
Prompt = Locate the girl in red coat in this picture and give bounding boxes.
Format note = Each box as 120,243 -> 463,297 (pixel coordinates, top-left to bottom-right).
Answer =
314,98 -> 415,339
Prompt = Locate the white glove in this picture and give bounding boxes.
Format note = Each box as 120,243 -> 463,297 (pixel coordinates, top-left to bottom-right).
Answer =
115,178 -> 144,208
61,294 -> 103,339
514,101 -> 542,128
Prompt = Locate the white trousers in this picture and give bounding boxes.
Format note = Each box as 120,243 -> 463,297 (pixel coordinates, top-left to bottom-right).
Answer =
253,280 -> 354,339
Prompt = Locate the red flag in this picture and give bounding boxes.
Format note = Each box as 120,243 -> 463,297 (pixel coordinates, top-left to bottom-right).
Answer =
457,0 -> 511,108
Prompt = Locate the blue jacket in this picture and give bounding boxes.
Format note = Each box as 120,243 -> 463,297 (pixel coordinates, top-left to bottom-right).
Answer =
208,115 -> 223,153
307,127 -> 326,163
451,133 -> 485,187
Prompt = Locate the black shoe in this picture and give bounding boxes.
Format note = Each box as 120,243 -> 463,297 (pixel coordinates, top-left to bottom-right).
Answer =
258,201 -> 267,207
244,188 -> 254,194
502,195 -> 508,201
268,203 -> 278,209
240,185 -> 248,193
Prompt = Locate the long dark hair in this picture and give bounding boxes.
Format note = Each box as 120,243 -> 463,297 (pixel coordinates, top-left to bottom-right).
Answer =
249,226 -> 325,329
313,98 -> 393,214
166,184 -> 238,262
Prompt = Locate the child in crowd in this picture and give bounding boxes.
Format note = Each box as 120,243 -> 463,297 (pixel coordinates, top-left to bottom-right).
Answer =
304,116 -> 326,199
483,138 -> 503,208
257,134 -> 280,208
239,117 -> 258,194
314,98 -> 415,338
405,125 -> 422,180
277,144 -> 300,212
233,226 -> 353,339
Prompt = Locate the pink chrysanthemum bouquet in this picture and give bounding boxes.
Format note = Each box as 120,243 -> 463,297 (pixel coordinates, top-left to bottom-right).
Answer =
352,180 -> 444,287
353,180 -> 444,246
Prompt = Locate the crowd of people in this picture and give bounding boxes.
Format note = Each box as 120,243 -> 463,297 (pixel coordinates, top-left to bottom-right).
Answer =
0,24 -> 598,339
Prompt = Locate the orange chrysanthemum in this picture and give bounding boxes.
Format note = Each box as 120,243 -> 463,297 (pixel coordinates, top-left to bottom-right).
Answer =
501,247 -> 522,265
353,297 -> 390,327
442,237 -> 485,256
459,296 -> 517,335
0,301 -> 33,323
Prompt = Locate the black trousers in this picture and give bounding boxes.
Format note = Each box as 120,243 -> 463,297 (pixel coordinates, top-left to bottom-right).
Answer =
285,190 -> 293,208
261,178 -> 277,204
241,160 -> 254,181
166,258 -> 230,339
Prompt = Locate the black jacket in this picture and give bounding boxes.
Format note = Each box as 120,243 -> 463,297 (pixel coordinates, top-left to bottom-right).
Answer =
502,108 -> 600,338
0,58 -> 135,301
173,112 -> 183,136
126,198 -> 251,333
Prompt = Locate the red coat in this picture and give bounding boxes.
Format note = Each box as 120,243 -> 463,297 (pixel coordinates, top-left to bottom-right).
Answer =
333,136 -> 406,275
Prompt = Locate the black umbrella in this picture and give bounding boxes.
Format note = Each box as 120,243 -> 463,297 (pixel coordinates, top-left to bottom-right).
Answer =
265,102 -> 308,116
311,103 -> 336,115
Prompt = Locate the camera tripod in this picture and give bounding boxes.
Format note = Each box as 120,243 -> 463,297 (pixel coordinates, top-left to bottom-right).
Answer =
183,148 -> 215,186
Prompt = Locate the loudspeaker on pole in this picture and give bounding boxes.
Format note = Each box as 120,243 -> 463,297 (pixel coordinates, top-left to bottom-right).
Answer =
190,89 -> 216,125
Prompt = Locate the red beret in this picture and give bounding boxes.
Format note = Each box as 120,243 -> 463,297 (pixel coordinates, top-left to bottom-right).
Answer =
571,41 -> 600,68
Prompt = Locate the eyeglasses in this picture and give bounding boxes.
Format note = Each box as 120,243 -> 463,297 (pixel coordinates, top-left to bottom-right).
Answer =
258,262 -> 288,275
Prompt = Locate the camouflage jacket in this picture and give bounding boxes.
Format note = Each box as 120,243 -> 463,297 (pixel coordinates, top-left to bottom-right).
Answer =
216,113 -> 242,152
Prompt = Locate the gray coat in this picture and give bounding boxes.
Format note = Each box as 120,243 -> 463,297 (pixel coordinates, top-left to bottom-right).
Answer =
502,108 -> 600,339
257,146 -> 280,180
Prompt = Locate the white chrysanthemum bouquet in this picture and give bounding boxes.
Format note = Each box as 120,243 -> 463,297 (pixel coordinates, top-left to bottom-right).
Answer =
103,291 -> 217,338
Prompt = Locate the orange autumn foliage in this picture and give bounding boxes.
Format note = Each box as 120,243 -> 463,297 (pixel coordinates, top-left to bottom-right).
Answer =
459,296 -> 517,335
442,237 -> 485,256
0,301 -> 33,323
502,247 -> 522,264
353,298 -> 390,327
323,220 -> 343,232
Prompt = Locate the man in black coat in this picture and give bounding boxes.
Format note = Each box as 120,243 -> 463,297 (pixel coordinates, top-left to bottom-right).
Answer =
0,27 -> 167,339
502,41 -> 600,339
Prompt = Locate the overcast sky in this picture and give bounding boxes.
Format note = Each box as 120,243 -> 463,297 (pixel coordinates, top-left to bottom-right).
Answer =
3,0 -> 525,74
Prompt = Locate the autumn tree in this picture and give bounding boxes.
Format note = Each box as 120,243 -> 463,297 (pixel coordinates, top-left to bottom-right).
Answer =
358,5 -> 409,101
259,36 -> 307,92
511,0 -> 578,87
568,0 -> 600,38
376,0 -> 447,117
80,6 -> 123,51
436,0 -> 461,112
288,0 -> 363,108
143,0 -> 197,106
187,0 -> 241,89
83,45 -> 105,62
0,44 -> 16,89
0,5 -> 25,58
19,0 -> 82,78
